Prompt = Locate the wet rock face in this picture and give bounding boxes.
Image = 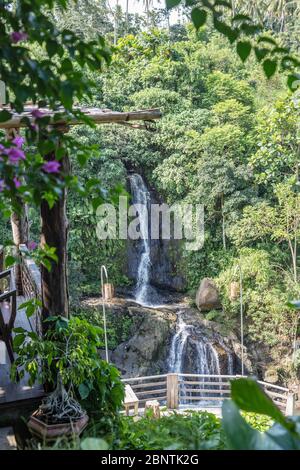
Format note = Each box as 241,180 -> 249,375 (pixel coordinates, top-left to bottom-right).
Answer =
81,296 -> 247,378
195,278 -> 222,312
111,305 -> 176,377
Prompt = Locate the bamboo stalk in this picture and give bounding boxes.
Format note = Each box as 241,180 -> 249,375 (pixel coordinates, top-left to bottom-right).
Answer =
0,107 -> 162,129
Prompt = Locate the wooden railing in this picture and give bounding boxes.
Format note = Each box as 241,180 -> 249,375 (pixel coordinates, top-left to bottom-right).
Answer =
0,268 -> 17,364
19,244 -> 42,336
122,373 -> 296,415
123,374 -> 168,406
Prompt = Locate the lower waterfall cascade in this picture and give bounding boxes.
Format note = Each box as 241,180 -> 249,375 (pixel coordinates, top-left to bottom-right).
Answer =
168,311 -> 233,376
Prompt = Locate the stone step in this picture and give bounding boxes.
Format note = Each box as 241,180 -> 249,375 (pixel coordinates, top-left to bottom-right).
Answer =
0,426 -> 17,450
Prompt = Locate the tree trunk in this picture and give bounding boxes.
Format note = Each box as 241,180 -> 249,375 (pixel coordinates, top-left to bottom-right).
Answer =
40,152 -> 70,326
114,0 -> 119,45
11,207 -> 29,293
288,239 -> 297,283
6,129 -> 29,293
125,0 -> 129,33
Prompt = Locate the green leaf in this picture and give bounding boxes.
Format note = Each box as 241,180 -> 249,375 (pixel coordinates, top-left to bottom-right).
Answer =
60,82 -> 73,109
287,74 -> 300,92
230,378 -> 293,431
166,0 -> 181,9
222,401 -> 295,450
80,438 -> 108,450
77,152 -> 88,167
0,110 -> 12,122
222,400 -> 268,450
263,59 -> 277,78
13,327 -> 27,334
232,14 -> 252,22
78,382 -> 90,400
287,300 -> 300,310
13,334 -> 25,349
236,41 -> 252,62
257,36 -> 277,46
254,47 -> 269,62
5,255 -> 15,268
191,8 -> 207,30
213,17 -> 238,43
214,0 -> 231,7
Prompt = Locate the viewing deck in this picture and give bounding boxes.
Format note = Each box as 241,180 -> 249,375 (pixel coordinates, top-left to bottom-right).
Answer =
0,247 -> 44,425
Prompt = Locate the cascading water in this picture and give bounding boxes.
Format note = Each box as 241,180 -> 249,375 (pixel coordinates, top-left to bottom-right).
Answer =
129,174 -> 153,306
168,312 -> 222,376
168,311 -> 234,404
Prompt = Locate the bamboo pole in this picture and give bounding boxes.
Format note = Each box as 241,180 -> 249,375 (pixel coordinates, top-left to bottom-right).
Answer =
0,108 -> 162,129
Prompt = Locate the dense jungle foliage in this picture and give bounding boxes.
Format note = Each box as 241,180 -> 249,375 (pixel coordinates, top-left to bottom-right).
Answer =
63,10 -> 300,379
1,1 -> 299,382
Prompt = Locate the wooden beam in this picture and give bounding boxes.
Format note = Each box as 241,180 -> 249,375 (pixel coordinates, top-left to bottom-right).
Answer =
0,107 -> 162,129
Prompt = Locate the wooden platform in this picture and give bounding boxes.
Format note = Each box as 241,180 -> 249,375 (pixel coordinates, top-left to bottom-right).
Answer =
0,297 -> 44,425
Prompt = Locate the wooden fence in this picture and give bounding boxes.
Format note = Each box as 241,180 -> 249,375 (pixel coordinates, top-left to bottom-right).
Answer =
122,373 -> 296,415
19,244 -> 42,336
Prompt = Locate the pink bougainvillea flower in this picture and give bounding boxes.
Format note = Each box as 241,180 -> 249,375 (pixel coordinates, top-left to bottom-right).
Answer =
13,176 -> 21,188
12,135 -> 25,148
0,179 -> 5,192
10,31 -> 28,43
28,241 -> 38,251
42,160 -> 60,174
31,109 -> 45,119
7,147 -> 26,164
0,144 -> 4,152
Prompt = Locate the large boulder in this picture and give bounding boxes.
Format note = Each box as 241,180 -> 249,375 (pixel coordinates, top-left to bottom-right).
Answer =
195,278 -> 221,312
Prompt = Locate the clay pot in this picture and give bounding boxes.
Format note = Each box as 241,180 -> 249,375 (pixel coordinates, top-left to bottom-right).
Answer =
28,410 -> 89,442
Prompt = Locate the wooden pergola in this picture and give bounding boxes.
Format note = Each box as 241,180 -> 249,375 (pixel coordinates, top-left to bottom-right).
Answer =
0,106 -> 162,327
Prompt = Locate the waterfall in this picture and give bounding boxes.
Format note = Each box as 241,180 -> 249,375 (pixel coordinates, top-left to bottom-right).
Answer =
168,312 -> 235,404
168,312 -> 221,376
128,174 -> 236,397
168,314 -> 191,373
129,174 -> 152,306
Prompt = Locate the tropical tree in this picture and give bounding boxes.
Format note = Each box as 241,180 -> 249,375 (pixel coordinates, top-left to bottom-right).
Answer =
230,181 -> 300,282
250,97 -> 300,187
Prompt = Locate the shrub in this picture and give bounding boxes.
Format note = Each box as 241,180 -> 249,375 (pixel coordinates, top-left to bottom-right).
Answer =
114,411 -> 225,450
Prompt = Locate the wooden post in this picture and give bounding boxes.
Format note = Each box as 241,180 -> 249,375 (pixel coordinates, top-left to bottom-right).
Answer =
167,373 -> 179,409
144,400 -> 160,419
285,392 -> 296,416
41,146 -> 70,326
6,129 -> 29,294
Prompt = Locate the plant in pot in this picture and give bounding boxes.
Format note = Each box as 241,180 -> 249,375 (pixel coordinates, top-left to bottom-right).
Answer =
11,315 -> 124,442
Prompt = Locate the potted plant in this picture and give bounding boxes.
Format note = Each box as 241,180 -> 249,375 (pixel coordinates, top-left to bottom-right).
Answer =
28,373 -> 88,441
11,315 -> 124,442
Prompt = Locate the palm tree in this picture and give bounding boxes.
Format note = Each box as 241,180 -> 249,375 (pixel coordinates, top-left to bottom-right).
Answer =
137,0 -> 154,27
231,0 -> 299,32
